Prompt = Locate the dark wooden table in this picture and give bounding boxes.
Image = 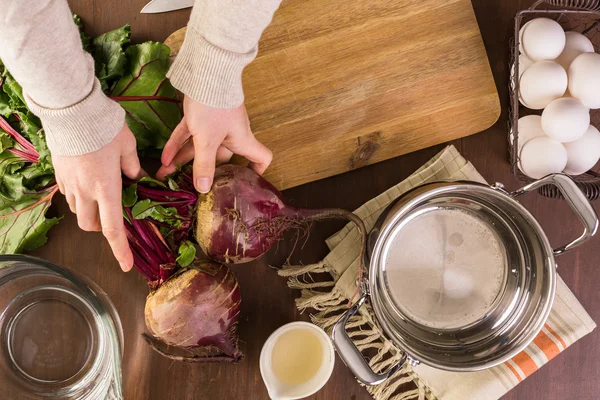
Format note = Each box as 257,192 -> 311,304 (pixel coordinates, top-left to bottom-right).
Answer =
32,1 -> 600,399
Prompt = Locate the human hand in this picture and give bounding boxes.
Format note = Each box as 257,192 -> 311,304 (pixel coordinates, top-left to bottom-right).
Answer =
156,96 -> 272,192
53,124 -> 145,271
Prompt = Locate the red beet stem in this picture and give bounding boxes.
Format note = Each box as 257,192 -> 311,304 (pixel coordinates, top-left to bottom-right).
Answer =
125,207 -> 173,282
125,223 -> 162,279
291,207 -> 367,305
130,245 -> 159,282
8,147 -> 39,163
137,185 -> 196,202
0,116 -> 40,161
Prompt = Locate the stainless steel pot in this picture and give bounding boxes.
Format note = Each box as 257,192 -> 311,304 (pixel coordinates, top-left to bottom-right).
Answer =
332,174 -> 598,385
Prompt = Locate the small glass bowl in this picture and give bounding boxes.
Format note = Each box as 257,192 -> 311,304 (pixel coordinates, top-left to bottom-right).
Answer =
0,255 -> 123,399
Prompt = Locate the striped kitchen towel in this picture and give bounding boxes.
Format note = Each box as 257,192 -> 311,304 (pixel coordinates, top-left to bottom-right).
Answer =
279,145 -> 596,400
413,276 -> 596,399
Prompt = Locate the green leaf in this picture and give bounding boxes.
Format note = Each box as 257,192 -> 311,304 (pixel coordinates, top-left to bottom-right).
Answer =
3,75 -> 26,109
176,241 -> 196,267
0,153 -> 28,206
158,225 -> 169,237
0,91 -> 11,117
131,199 -> 155,219
0,186 -> 60,253
20,164 -> 55,190
93,25 -> 131,90
167,178 -> 180,191
20,216 -> 61,252
110,42 -> 182,151
14,110 -> 41,136
122,184 -> 138,207
73,14 -> 92,52
12,111 -> 52,170
138,176 -> 167,188
131,199 -> 181,226
0,133 -> 13,153
123,209 -> 131,224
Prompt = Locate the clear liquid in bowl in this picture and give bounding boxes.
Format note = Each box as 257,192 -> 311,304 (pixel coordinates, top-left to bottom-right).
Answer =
0,256 -> 123,400
4,286 -> 96,384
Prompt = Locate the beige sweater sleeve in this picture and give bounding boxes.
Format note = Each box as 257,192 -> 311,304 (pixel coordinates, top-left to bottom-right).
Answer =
167,0 -> 283,108
0,0 -> 281,156
0,0 -> 125,156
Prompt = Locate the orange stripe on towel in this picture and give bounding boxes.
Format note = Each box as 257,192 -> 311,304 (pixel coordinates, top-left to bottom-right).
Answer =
533,330 -> 561,361
545,323 -> 567,349
505,361 -> 524,382
512,351 -> 538,379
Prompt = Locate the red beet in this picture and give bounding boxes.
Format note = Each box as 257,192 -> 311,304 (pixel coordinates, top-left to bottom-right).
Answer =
144,261 -> 242,362
125,163 -> 367,364
195,164 -> 367,266
123,174 -> 243,363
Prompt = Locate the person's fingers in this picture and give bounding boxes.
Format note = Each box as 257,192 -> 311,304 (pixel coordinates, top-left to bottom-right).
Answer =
216,146 -> 233,165
156,140 -> 195,180
192,137 -> 219,193
66,192 -> 77,214
121,147 -> 146,180
227,131 -> 273,175
98,195 -> 133,272
75,197 -> 101,232
156,143 -> 233,180
56,175 -> 65,195
161,119 -> 191,167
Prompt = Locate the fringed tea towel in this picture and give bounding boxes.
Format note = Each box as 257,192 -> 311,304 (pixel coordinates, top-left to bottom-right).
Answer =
279,145 -> 596,400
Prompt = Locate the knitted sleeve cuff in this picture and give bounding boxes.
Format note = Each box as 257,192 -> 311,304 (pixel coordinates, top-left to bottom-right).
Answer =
25,77 -> 125,156
167,27 -> 258,109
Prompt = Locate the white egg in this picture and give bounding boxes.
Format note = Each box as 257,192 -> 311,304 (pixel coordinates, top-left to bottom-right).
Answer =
568,52 -> 600,109
511,115 -> 546,154
519,61 -> 567,109
519,137 -> 567,179
541,97 -> 590,142
511,54 -> 535,92
555,31 -> 594,71
520,18 -> 566,61
518,20 -> 532,54
563,125 -> 600,175
518,54 -> 534,78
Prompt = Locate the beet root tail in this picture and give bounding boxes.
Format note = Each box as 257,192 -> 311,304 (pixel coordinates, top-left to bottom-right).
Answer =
298,208 -> 367,306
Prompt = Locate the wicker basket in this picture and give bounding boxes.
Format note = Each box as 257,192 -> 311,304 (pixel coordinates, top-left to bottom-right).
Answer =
509,0 -> 600,199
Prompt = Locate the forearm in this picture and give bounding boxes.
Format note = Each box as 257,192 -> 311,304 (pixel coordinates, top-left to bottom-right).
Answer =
168,0 -> 283,108
0,0 -> 124,156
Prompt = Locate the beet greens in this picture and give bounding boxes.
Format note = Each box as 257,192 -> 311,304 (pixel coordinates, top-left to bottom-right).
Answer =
0,17 -> 181,255
122,169 -> 197,288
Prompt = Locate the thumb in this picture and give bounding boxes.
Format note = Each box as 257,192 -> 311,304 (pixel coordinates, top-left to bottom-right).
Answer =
192,138 -> 219,193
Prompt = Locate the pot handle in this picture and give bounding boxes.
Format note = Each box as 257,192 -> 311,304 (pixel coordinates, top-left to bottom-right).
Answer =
510,174 -> 599,256
331,295 -> 407,386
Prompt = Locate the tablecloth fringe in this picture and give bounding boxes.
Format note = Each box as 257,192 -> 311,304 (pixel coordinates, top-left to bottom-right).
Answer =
278,266 -> 437,400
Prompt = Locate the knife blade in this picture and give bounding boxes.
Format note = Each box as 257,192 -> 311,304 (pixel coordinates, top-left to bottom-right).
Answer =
141,0 -> 194,14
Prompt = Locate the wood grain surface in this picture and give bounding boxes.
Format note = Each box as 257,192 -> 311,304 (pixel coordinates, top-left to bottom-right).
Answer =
24,1 -> 600,399
166,0 -> 501,190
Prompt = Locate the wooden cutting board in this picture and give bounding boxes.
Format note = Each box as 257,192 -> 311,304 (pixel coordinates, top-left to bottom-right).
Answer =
165,0 -> 500,190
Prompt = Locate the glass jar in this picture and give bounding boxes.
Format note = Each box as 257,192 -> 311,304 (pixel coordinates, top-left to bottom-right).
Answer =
0,255 -> 123,399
